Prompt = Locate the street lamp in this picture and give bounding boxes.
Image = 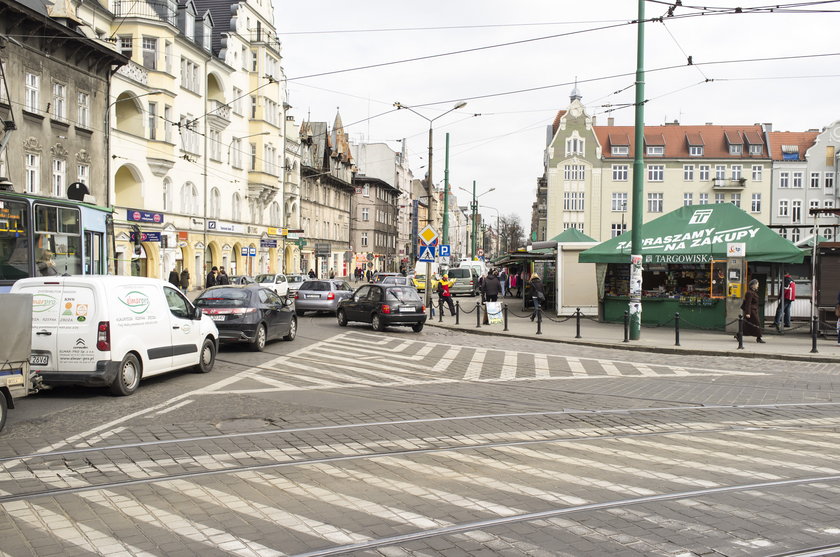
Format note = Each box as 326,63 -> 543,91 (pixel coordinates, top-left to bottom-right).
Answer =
459,184 -> 494,259
394,100 -> 466,311
479,205 -> 501,257
227,131 -> 270,165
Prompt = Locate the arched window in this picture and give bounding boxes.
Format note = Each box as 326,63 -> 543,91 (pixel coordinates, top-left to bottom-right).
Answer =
188,183 -> 199,215
269,201 -> 280,226
232,192 -> 241,221
162,178 -> 172,212
210,187 -> 220,218
180,183 -> 190,214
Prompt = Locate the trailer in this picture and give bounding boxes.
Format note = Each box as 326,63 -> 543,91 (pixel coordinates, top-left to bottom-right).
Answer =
0,293 -> 37,432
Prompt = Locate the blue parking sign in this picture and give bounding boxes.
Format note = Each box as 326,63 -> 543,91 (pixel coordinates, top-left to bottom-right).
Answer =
438,244 -> 451,257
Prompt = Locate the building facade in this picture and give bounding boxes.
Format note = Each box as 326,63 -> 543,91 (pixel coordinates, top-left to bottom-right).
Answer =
350,175 -> 399,273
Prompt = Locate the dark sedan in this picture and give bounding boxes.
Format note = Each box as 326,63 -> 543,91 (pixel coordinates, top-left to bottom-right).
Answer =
337,284 -> 426,332
195,285 -> 297,351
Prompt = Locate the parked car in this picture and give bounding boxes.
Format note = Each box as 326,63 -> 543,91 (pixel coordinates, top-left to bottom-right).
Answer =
11,276 -> 219,396
379,275 -> 413,287
286,274 -> 307,295
253,273 -> 289,296
373,272 -> 401,283
445,267 -> 478,296
228,275 -> 254,285
411,274 -> 439,293
195,285 -> 296,351
337,284 -> 426,332
294,280 -> 354,316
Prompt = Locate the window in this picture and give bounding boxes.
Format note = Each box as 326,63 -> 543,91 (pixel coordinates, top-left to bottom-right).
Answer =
77,92 -> 90,128
752,165 -> 763,181
52,159 -> 65,197
361,207 -> 369,221
792,172 -> 803,188
825,200 -> 835,210
179,115 -> 199,153
683,165 -> 694,181
689,146 -> 703,156
0,60 -> 6,104
77,164 -> 89,185
826,172 -> 835,189
729,144 -> 742,155
241,47 -> 248,70
731,165 -> 742,180
185,12 -> 195,39
779,172 -> 789,188
810,172 -> 821,188
24,72 -> 39,112
232,87 -> 242,115
164,41 -> 173,73
715,165 -> 726,180
751,193 -> 761,213
361,232 -> 368,247
699,193 -> 708,205
363,184 -> 370,197
180,58 -> 200,94
564,165 -> 585,180
731,193 -> 741,208
163,178 -> 172,212
778,199 -> 789,217
790,228 -> 800,243
610,223 -> 627,238
117,35 -> 133,59
792,200 -> 802,223
250,96 -> 257,119
824,227 -> 835,241
142,37 -> 157,69
810,199 -> 820,212
612,164 -> 628,181
647,165 -> 664,181
25,153 -> 39,194
250,143 -> 256,170
683,193 -> 693,206
34,205 -> 82,275
611,192 -> 627,212
749,144 -> 762,155
232,193 -> 241,220
647,193 -> 663,213
148,102 -> 157,140
611,145 -> 628,156
714,193 -> 725,204
164,105 -> 173,143
231,138 -> 242,168
52,82 -> 66,121
699,165 -> 710,181
646,145 -> 664,156
563,192 -> 585,212
251,50 -> 258,72
565,136 -> 584,156
209,129 -> 221,161
209,187 -> 220,218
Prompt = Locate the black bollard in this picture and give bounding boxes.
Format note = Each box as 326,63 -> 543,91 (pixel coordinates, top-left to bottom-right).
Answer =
503,303 -> 509,331
455,301 -> 460,325
737,314 -> 744,350
674,312 -> 681,347
439,298 -> 443,323
623,310 -> 629,342
475,301 -> 481,328
536,305 -> 542,335
811,315 -> 819,354
575,307 -> 581,339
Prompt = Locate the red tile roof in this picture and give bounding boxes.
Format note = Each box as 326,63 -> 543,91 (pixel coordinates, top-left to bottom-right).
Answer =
767,131 -> 818,161
552,110 -> 567,135
594,124 -> 769,159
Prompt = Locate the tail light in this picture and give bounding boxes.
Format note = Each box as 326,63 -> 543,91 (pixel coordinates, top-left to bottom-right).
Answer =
380,304 -> 391,314
96,321 -> 110,351
421,305 -> 426,313
201,308 -> 257,315
469,280 -> 474,285
294,293 -> 299,299
327,292 -> 335,300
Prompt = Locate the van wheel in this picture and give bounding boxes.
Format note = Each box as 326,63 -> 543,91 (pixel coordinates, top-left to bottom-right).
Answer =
0,393 -> 7,432
194,338 -> 216,373
337,309 -> 348,327
283,318 -> 297,341
372,313 -> 386,332
250,324 -> 267,352
110,353 -> 141,396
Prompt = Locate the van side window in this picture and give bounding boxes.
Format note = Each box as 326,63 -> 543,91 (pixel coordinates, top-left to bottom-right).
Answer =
164,286 -> 191,319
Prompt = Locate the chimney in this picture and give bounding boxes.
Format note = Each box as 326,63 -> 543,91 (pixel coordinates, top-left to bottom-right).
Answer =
607,117 -> 614,126
705,122 -> 713,126
763,123 -> 773,132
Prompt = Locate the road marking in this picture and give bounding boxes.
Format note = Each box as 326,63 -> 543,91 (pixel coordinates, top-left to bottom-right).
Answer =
598,359 -> 622,376
566,357 -> 587,376
534,354 -> 550,378
432,346 -> 462,372
500,351 -> 517,380
154,399 -> 194,415
464,348 -> 486,380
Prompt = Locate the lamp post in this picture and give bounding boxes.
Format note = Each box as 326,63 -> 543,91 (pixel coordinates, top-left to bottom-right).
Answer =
459,184 -> 494,259
394,100 -> 466,311
479,205 -> 501,257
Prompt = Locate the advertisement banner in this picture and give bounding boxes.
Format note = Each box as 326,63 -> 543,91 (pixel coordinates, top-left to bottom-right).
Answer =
127,209 -> 163,223
129,231 -> 161,243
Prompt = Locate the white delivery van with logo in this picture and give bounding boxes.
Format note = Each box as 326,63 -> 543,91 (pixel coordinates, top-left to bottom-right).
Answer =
11,276 -> 219,396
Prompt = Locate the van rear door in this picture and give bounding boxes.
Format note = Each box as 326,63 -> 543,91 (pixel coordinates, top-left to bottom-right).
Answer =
16,281 -> 64,373
54,281 -> 100,373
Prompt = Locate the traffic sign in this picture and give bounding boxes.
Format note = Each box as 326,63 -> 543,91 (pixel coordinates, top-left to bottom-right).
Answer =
438,244 -> 451,257
418,225 -> 438,246
418,245 -> 436,262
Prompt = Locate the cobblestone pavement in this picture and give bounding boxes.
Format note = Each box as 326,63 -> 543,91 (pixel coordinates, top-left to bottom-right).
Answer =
2,321 -> 840,556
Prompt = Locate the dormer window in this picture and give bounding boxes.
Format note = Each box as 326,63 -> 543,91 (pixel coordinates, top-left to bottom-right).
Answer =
203,20 -> 212,51
644,133 -> 665,156
749,144 -> 762,155
689,146 -> 703,156
686,132 -> 704,157
608,133 -> 630,157
611,145 -> 629,156
724,130 -> 743,156
729,144 -> 742,155
185,14 -> 194,39
646,145 -> 664,156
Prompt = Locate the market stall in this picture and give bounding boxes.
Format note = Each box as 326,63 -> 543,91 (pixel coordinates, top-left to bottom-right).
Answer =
579,204 -> 804,330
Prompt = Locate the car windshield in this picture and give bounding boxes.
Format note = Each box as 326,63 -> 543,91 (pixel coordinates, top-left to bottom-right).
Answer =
415,275 -> 426,281
196,288 -> 251,307
300,280 -> 330,291
386,287 -> 421,302
254,274 -> 274,283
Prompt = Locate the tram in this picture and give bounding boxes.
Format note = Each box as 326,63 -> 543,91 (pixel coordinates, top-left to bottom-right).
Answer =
0,190 -> 113,293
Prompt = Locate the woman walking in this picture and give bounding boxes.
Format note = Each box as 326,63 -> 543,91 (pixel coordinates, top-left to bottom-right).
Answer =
740,279 -> 765,343
527,273 -> 545,321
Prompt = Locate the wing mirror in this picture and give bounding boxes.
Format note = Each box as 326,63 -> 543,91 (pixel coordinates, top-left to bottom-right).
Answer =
193,307 -> 203,320
283,297 -> 294,307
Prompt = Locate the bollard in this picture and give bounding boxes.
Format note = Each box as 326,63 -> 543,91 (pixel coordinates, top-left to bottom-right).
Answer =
455,301 -> 460,325
575,307 -> 581,339
674,312 -> 681,347
737,314 -> 744,350
536,305 -> 542,335
438,298 -> 443,322
503,303 -> 509,331
475,301 -> 481,328
623,310 -> 629,342
811,315 -> 819,354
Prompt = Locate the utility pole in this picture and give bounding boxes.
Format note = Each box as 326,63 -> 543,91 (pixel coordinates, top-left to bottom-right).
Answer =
443,132 -> 450,246
471,180 -> 477,259
629,0 -> 646,340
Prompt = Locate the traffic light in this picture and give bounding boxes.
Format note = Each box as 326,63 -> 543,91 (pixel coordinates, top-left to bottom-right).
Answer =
132,225 -> 142,256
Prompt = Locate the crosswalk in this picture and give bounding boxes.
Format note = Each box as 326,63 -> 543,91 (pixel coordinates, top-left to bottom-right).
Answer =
230,331 -> 763,394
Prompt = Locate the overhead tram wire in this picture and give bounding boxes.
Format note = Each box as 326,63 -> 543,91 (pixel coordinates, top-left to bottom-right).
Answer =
282,19 -> 631,35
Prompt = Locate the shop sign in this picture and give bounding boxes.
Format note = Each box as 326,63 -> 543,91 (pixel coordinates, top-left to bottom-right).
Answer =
315,242 -> 331,256
178,231 -> 189,241
240,247 -> 248,256
260,239 -> 278,248
249,247 -> 257,256
286,233 -> 300,240
127,209 -> 163,223
267,227 -> 280,236
727,242 -> 746,257
616,225 -> 760,254
129,231 -> 161,243
645,254 -> 712,264
207,220 -> 244,233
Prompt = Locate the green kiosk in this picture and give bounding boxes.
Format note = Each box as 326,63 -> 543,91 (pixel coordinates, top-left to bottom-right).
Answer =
579,204 -> 804,330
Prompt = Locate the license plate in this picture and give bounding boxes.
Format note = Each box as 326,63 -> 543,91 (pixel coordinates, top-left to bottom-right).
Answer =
30,355 -> 49,366
306,294 -> 320,298
399,306 -> 415,313
211,315 -> 225,322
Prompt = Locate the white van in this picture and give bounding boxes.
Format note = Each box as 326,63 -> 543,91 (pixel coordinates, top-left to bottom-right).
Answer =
458,260 -> 488,278
11,276 -> 219,396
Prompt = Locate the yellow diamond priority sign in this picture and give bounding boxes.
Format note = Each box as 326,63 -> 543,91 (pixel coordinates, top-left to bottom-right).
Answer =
418,225 -> 438,246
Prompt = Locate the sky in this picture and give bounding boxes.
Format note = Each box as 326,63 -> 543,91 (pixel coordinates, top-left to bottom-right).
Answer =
275,0 -> 840,232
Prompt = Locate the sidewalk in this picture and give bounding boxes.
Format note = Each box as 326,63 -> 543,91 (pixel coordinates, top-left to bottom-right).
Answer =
426,299 -> 840,363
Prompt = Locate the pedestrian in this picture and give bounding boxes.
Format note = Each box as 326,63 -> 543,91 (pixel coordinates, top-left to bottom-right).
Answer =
217,267 -> 230,285
499,269 -> 508,298
739,278 -> 765,343
527,272 -> 545,321
773,274 -> 795,333
168,269 -> 180,288
437,275 -> 456,316
308,268 -> 316,278
205,266 -> 218,288
509,272 -> 518,298
329,268 -> 335,279
179,268 -> 190,294
366,269 -> 373,282
36,250 -> 58,276
477,272 -> 487,303
483,270 -> 501,303
835,290 -> 840,345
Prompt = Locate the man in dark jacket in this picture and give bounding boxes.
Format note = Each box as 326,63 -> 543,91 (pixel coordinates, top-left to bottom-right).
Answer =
483,271 -> 502,302
527,273 -> 545,321
217,267 -> 230,285
168,269 -> 180,288
179,269 -> 190,294
206,266 -> 218,288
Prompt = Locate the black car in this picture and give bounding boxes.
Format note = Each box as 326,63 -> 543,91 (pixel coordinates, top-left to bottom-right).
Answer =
337,284 -> 426,332
195,285 -> 297,351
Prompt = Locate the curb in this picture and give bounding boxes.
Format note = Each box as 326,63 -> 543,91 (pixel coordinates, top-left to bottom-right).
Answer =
426,322 -> 840,364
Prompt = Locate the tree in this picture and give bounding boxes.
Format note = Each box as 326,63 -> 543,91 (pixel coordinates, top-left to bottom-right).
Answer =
499,214 -> 525,253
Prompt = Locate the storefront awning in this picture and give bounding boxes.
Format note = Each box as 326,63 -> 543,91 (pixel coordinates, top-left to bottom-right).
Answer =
548,228 -> 596,243
579,204 -> 805,264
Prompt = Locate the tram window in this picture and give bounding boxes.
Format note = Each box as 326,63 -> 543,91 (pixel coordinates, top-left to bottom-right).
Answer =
0,200 -> 31,281
34,204 -> 82,276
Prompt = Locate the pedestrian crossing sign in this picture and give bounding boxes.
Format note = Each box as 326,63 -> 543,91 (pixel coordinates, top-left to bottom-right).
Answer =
418,245 -> 436,262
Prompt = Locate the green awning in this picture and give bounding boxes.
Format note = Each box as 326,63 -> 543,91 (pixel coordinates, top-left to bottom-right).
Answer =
579,204 -> 804,264
796,235 -> 829,248
548,228 -> 596,243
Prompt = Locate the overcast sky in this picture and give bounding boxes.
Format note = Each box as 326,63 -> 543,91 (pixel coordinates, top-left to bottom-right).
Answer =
276,1 -> 840,231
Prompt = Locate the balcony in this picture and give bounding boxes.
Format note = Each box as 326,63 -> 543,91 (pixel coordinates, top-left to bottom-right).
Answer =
712,177 -> 746,190
112,0 -> 176,25
206,99 -> 231,128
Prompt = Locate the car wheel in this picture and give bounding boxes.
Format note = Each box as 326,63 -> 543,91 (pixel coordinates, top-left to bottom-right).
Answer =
372,313 -> 386,332
337,309 -> 348,327
283,317 -> 297,341
0,393 -> 7,433
412,322 -> 424,333
295,309 -> 306,317
193,337 -> 216,373
250,324 -> 267,352
110,352 -> 141,396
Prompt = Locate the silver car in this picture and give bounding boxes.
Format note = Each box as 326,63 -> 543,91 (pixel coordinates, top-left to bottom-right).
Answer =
294,279 -> 354,316
286,274 -> 307,295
